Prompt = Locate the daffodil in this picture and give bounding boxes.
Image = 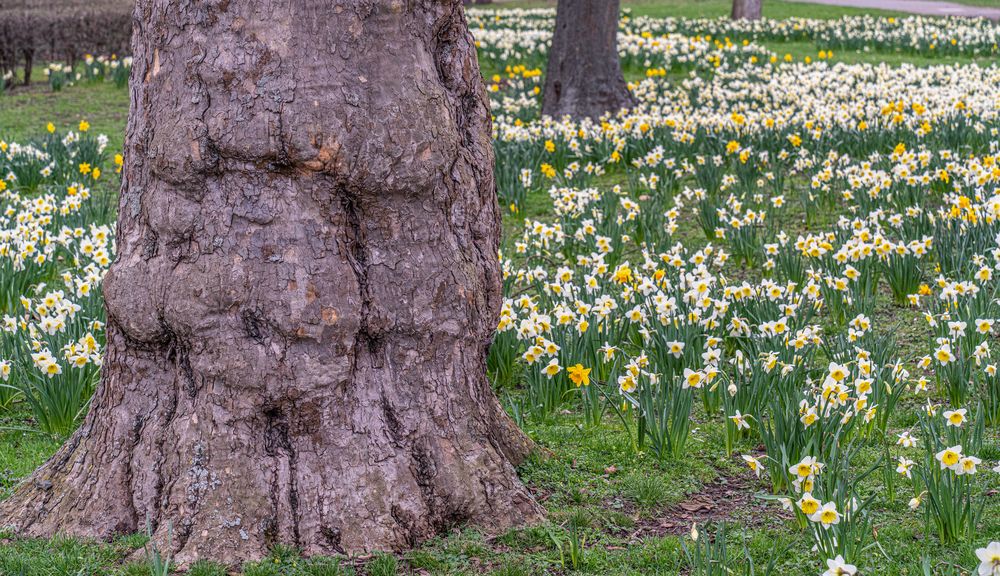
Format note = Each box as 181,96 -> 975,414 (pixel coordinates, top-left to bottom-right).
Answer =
896,456 -> 914,478
543,358 -> 561,378
741,454 -> 762,478
822,555 -> 857,576
797,492 -> 820,516
729,410 -> 750,430
789,456 -> 821,479
936,445 -> 963,471
978,542 -> 1000,576
956,455 -> 981,476
682,368 -> 703,389
567,364 -> 591,387
809,502 -> 840,528
943,408 -> 967,427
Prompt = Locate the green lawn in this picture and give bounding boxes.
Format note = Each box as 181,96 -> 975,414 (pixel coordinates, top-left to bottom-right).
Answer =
2,407 -> 995,575
493,0 -> 907,18
496,0 -> 1000,18
946,0 -> 1000,7
0,0 -> 984,143
0,81 -> 130,152
753,40 -> 994,66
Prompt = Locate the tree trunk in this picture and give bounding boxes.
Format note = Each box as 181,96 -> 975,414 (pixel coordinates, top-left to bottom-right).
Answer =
541,0 -> 635,120
22,48 -> 32,86
731,0 -> 763,20
0,0 -> 541,567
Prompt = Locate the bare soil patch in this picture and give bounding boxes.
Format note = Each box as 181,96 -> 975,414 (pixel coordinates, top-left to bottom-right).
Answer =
625,469 -> 779,540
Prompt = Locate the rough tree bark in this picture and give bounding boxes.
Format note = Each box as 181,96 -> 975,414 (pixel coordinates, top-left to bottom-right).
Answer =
731,0 -> 763,20
541,0 -> 635,120
0,0 -> 541,566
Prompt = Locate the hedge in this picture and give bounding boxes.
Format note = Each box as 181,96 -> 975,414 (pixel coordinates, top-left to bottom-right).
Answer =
0,0 -> 132,86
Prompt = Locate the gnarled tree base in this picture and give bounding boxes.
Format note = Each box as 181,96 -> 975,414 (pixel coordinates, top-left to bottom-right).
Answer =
0,325 -> 541,566
0,0 -> 542,566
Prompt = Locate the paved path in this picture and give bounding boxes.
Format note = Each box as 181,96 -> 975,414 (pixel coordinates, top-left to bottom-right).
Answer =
784,0 -> 1000,20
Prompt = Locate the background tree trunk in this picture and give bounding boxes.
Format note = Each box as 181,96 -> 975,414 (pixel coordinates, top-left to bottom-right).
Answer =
22,48 -> 32,86
731,0 -> 763,20
541,0 -> 635,120
0,0 -> 541,566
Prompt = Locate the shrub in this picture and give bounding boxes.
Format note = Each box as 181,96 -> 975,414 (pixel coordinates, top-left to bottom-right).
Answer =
0,0 -> 132,86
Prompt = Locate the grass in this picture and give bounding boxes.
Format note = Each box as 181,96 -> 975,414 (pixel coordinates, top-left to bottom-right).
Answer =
2,1 -> 1000,574
0,81 -> 130,152
757,40 -> 995,66
0,410 -> 62,500
2,411 -> 994,574
0,0 -> 982,144
945,0 -> 1000,7
493,0 -> 910,19
496,0 -> 1000,18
